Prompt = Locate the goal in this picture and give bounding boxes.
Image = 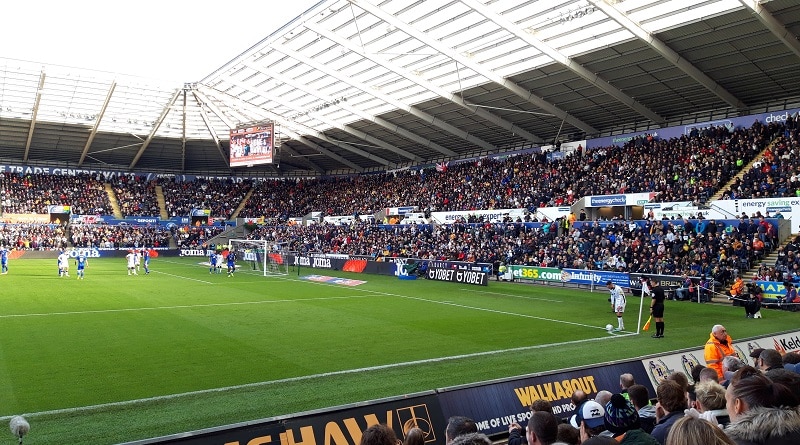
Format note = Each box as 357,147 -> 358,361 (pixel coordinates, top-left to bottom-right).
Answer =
228,239 -> 290,276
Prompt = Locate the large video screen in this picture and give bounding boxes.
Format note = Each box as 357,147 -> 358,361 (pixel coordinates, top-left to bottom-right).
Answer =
229,123 -> 274,167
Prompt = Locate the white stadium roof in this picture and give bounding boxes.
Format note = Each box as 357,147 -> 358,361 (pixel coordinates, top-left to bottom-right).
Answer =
0,0 -> 799,175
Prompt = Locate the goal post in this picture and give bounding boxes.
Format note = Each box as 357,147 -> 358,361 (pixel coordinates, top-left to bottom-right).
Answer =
228,239 -> 290,276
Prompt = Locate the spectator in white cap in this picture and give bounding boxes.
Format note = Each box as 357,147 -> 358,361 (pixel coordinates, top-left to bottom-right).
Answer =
571,400 -> 612,441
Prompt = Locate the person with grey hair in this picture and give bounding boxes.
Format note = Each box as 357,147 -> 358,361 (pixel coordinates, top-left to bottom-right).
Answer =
704,325 -> 736,381
449,433 -> 492,445
619,373 -> 635,400
721,355 -> 744,384
595,390 -> 613,408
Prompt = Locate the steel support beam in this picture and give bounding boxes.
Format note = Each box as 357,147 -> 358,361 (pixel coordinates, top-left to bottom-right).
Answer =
23,69 -> 46,162
191,90 -> 232,167
461,0 -> 665,124
739,0 -> 800,60
589,0 -> 746,110
243,61 -> 426,161
271,45 -> 494,153
199,84 -> 365,172
221,77 -> 395,166
79,80 -> 117,166
129,89 -> 181,169
306,21 -> 547,144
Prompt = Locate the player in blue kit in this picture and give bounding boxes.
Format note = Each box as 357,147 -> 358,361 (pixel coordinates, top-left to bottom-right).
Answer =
0,247 -> 8,274
142,249 -> 150,274
226,251 -> 236,277
76,252 -> 88,279
209,250 -> 217,274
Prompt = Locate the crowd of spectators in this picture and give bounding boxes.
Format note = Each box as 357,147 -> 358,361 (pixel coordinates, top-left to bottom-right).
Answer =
158,177 -> 253,220
0,222 -> 67,250
171,225 -> 226,249
245,213 -> 779,288
722,114 -> 799,200
69,224 -> 171,249
774,234 -> 800,283
0,119 -> 793,263
236,120 -> 780,220
111,175 -> 160,217
0,172 -> 112,215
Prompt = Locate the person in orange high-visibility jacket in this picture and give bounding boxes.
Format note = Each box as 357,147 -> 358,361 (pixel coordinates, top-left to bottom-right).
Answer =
729,276 -> 745,299
704,324 -> 737,380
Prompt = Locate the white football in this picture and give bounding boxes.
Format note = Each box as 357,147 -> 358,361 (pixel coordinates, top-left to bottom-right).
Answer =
606,324 -> 614,331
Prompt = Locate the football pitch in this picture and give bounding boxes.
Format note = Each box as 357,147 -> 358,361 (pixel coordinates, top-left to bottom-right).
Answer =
0,257 -> 795,444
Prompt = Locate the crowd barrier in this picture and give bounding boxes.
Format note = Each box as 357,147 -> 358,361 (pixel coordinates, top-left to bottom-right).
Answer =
121,330 -> 800,445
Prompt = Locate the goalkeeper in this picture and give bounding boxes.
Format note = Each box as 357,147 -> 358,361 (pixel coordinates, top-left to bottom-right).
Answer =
606,280 -> 626,331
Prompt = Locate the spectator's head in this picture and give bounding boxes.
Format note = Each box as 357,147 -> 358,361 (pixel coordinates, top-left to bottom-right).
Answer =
665,416 -> 736,445
404,428 -> 425,445
748,348 -> 765,363
603,394 -> 640,435
445,416 -> 477,444
619,373 -> 635,391
690,364 -> 706,383
530,399 -> 553,413
726,366 -> 799,421
449,433 -> 491,445
722,355 -> 744,376
627,384 -> 651,410
694,381 -> 727,412
698,367 -> 720,383
783,351 -> 800,365
570,390 -> 588,408
666,372 -> 690,393
360,424 -> 398,445
711,325 -> 729,343
657,380 -> 687,414
764,368 -> 800,403
594,390 -> 613,407
570,400 -> 607,439
556,423 -> 580,445
758,349 -> 782,370
526,411 -> 559,445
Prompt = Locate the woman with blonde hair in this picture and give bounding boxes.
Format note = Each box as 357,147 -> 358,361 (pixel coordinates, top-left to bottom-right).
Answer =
694,381 -> 730,427
665,417 -> 735,445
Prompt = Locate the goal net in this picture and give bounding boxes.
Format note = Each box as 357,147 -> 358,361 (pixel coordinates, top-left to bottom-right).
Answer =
229,239 -> 290,276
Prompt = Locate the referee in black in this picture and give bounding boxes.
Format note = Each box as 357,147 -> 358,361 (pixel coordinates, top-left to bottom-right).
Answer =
649,277 -> 666,338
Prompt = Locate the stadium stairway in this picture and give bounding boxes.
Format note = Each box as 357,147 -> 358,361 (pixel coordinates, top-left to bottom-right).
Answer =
707,137 -> 780,202
104,183 -> 123,219
230,188 -> 254,219
712,233 -> 797,304
154,185 -> 169,220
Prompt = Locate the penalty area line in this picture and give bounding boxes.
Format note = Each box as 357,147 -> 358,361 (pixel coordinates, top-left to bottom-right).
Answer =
150,270 -> 215,284
1,332 -> 634,421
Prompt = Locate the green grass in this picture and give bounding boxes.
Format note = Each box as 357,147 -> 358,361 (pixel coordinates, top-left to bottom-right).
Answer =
0,257 -> 796,444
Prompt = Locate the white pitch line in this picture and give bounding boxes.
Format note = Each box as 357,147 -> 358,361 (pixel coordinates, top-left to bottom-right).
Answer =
0,295 -> 371,319
1,331 -> 635,421
150,270 -> 215,284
